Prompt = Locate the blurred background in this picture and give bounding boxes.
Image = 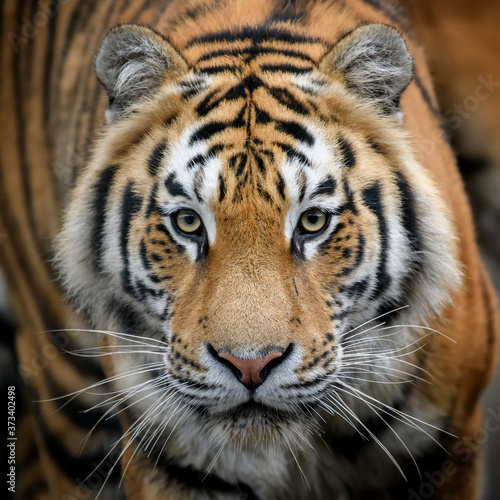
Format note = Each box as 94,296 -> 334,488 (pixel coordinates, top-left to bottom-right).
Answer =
401,2 -> 500,497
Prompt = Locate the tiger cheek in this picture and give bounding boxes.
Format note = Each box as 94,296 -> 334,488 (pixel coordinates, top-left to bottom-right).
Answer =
168,303 -> 213,374
290,271 -> 340,371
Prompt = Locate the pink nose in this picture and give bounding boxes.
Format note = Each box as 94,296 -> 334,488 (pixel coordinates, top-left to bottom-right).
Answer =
218,351 -> 284,389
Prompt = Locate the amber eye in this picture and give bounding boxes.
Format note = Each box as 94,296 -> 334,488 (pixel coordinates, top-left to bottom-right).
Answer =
299,209 -> 327,234
174,209 -> 202,234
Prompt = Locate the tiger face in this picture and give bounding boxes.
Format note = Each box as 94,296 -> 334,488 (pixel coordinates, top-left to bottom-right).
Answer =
56,23 -> 461,460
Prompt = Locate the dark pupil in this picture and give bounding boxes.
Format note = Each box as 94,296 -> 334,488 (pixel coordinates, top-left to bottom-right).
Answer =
307,213 -> 319,225
183,214 -> 195,226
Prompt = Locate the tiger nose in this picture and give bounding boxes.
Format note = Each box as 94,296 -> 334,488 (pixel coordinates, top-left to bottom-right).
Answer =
208,345 -> 292,391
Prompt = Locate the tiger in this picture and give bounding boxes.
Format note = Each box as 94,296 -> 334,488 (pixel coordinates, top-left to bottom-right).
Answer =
0,0 -> 498,499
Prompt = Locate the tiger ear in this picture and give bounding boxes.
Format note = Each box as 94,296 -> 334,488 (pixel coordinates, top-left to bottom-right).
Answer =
320,24 -> 414,118
95,24 -> 188,123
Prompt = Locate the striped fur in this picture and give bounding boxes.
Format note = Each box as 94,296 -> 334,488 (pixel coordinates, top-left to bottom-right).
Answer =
1,1 -> 498,499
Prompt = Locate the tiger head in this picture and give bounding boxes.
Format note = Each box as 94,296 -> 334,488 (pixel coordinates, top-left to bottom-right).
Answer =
56,23 -> 461,456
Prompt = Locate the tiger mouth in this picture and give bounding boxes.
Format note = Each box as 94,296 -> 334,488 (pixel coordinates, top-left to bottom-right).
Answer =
209,399 -> 301,428
227,400 -> 285,418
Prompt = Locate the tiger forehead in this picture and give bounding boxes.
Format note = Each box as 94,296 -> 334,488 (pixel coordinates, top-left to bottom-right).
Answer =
147,63 -> 364,218
164,65 -> 337,204
178,33 -> 330,144
216,145 -> 289,207
182,68 -> 326,142
183,26 -> 328,72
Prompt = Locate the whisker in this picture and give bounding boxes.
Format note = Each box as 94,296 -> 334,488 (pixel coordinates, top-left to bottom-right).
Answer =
43,328 -> 168,346
337,382 -> 455,441
332,395 -> 406,479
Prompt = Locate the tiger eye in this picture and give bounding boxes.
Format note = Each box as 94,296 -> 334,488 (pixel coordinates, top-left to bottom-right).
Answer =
175,209 -> 201,234
300,209 -> 327,234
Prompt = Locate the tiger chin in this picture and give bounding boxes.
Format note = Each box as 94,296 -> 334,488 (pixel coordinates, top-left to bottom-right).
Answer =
54,3 -> 497,500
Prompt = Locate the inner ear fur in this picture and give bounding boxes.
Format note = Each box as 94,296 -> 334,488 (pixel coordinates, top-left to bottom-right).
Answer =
320,23 -> 414,115
95,24 -> 188,122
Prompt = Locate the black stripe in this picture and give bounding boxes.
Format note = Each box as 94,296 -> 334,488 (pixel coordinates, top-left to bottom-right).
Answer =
155,224 -> 185,255
196,64 -> 236,74
218,175 -> 226,202
389,171 -> 424,313
277,173 -> 286,200
145,184 -> 159,217
336,180 -> 359,216
196,48 -> 234,62
153,454 -> 260,500
187,153 -> 208,170
120,183 -> 142,296
196,45 -> 317,64
189,122 -> 228,144
148,140 -> 168,177
91,165 -> 120,272
354,233 -> 365,268
276,120 -> 314,146
140,239 -> 153,271
268,86 -> 310,115
134,279 -> 165,302
254,152 -> 267,176
276,142 -> 312,168
256,181 -> 273,203
311,176 -> 336,198
165,173 -> 189,198
181,86 -> 205,100
228,152 -> 248,177
340,277 -> 370,299
111,300 -> 153,334
195,75 -> 263,117
195,89 -> 223,116
362,183 -> 391,295
260,63 -> 312,74
395,172 -> 422,256
208,143 -> 225,157
187,25 -> 322,49
338,137 -> 356,169
255,107 -> 272,125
